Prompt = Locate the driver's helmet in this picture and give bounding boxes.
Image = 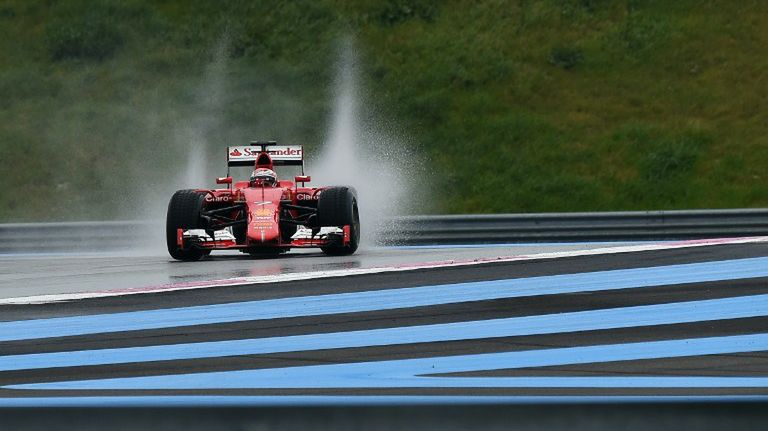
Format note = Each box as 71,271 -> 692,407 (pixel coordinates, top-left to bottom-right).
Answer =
250,168 -> 278,187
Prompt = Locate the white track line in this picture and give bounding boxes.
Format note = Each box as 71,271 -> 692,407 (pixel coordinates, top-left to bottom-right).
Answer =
2,237 -> 766,305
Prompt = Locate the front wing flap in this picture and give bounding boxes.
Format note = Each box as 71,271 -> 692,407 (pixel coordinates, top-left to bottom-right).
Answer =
177,225 -> 349,250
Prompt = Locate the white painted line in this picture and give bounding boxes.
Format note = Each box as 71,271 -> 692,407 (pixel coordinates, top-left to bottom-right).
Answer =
2,237 -> 766,305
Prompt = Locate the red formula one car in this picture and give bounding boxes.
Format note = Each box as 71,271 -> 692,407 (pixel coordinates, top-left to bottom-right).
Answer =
166,141 -> 360,261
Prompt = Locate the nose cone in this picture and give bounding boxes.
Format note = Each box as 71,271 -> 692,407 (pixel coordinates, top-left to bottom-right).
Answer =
242,188 -> 283,245
248,205 -> 280,243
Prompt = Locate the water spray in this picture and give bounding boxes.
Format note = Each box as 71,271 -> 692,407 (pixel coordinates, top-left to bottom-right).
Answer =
138,38 -> 231,253
310,39 -> 420,247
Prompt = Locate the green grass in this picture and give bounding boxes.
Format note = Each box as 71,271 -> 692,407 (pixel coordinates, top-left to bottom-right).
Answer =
1,0 -> 767,221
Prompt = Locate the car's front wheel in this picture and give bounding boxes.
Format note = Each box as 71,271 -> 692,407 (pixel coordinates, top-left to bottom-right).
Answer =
166,189 -> 206,261
317,186 -> 360,256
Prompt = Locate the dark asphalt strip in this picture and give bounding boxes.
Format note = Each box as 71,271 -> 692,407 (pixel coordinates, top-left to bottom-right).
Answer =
6,387 -> 768,398
2,243 -> 765,321
4,316 -> 768,386
4,403 -> 768,431
457,352 -> 768,378
1,277 -> 767,356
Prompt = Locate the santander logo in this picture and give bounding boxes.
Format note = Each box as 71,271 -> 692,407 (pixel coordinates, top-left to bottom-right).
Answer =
229,146 -> 303,159
268,148 -> 302,156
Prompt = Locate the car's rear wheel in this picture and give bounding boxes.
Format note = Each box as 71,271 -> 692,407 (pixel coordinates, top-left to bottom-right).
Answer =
317,187 -> 360,256
166,189 -> 206,261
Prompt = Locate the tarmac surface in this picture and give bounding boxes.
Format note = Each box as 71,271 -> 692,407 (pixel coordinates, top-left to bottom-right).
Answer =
0,243 -> 632,300
1,239 -> 768,406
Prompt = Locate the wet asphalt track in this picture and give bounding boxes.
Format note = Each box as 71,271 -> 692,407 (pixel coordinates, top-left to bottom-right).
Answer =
0,243 -> 624,300
3,241 -> 768,429
1,240 -> 768,409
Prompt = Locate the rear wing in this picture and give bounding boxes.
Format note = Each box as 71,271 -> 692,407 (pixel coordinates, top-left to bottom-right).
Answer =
227,143 -> 304,167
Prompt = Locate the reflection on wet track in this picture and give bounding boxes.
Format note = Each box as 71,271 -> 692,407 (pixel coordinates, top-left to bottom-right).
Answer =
0,243 -> 628,300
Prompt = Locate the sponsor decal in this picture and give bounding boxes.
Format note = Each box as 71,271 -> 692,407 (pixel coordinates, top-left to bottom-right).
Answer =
228,146 -> 303,160
267,148 -> 302,156
204,195 -> 232,203
296,193 -> 319,201
254,207 -> 272,217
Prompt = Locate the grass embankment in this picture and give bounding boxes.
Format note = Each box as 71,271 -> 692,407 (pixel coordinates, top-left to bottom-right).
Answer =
1,0 -> 766,220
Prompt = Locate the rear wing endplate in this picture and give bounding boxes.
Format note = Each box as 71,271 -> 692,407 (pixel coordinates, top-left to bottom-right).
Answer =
227,144 -> 304,167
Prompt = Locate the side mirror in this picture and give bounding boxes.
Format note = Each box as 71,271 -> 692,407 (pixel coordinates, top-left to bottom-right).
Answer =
216,176 -> 233,185
294,175 -> 311,184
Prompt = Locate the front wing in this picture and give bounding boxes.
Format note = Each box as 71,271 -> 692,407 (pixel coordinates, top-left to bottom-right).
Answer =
176,226 -> 351,251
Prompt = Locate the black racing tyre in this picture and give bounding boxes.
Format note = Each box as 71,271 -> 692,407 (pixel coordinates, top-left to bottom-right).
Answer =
317,186 -> 360,256
166,189 -> 206,261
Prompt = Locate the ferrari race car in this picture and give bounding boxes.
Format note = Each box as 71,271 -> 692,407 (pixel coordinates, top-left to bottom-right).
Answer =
166,141 -> 360,261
